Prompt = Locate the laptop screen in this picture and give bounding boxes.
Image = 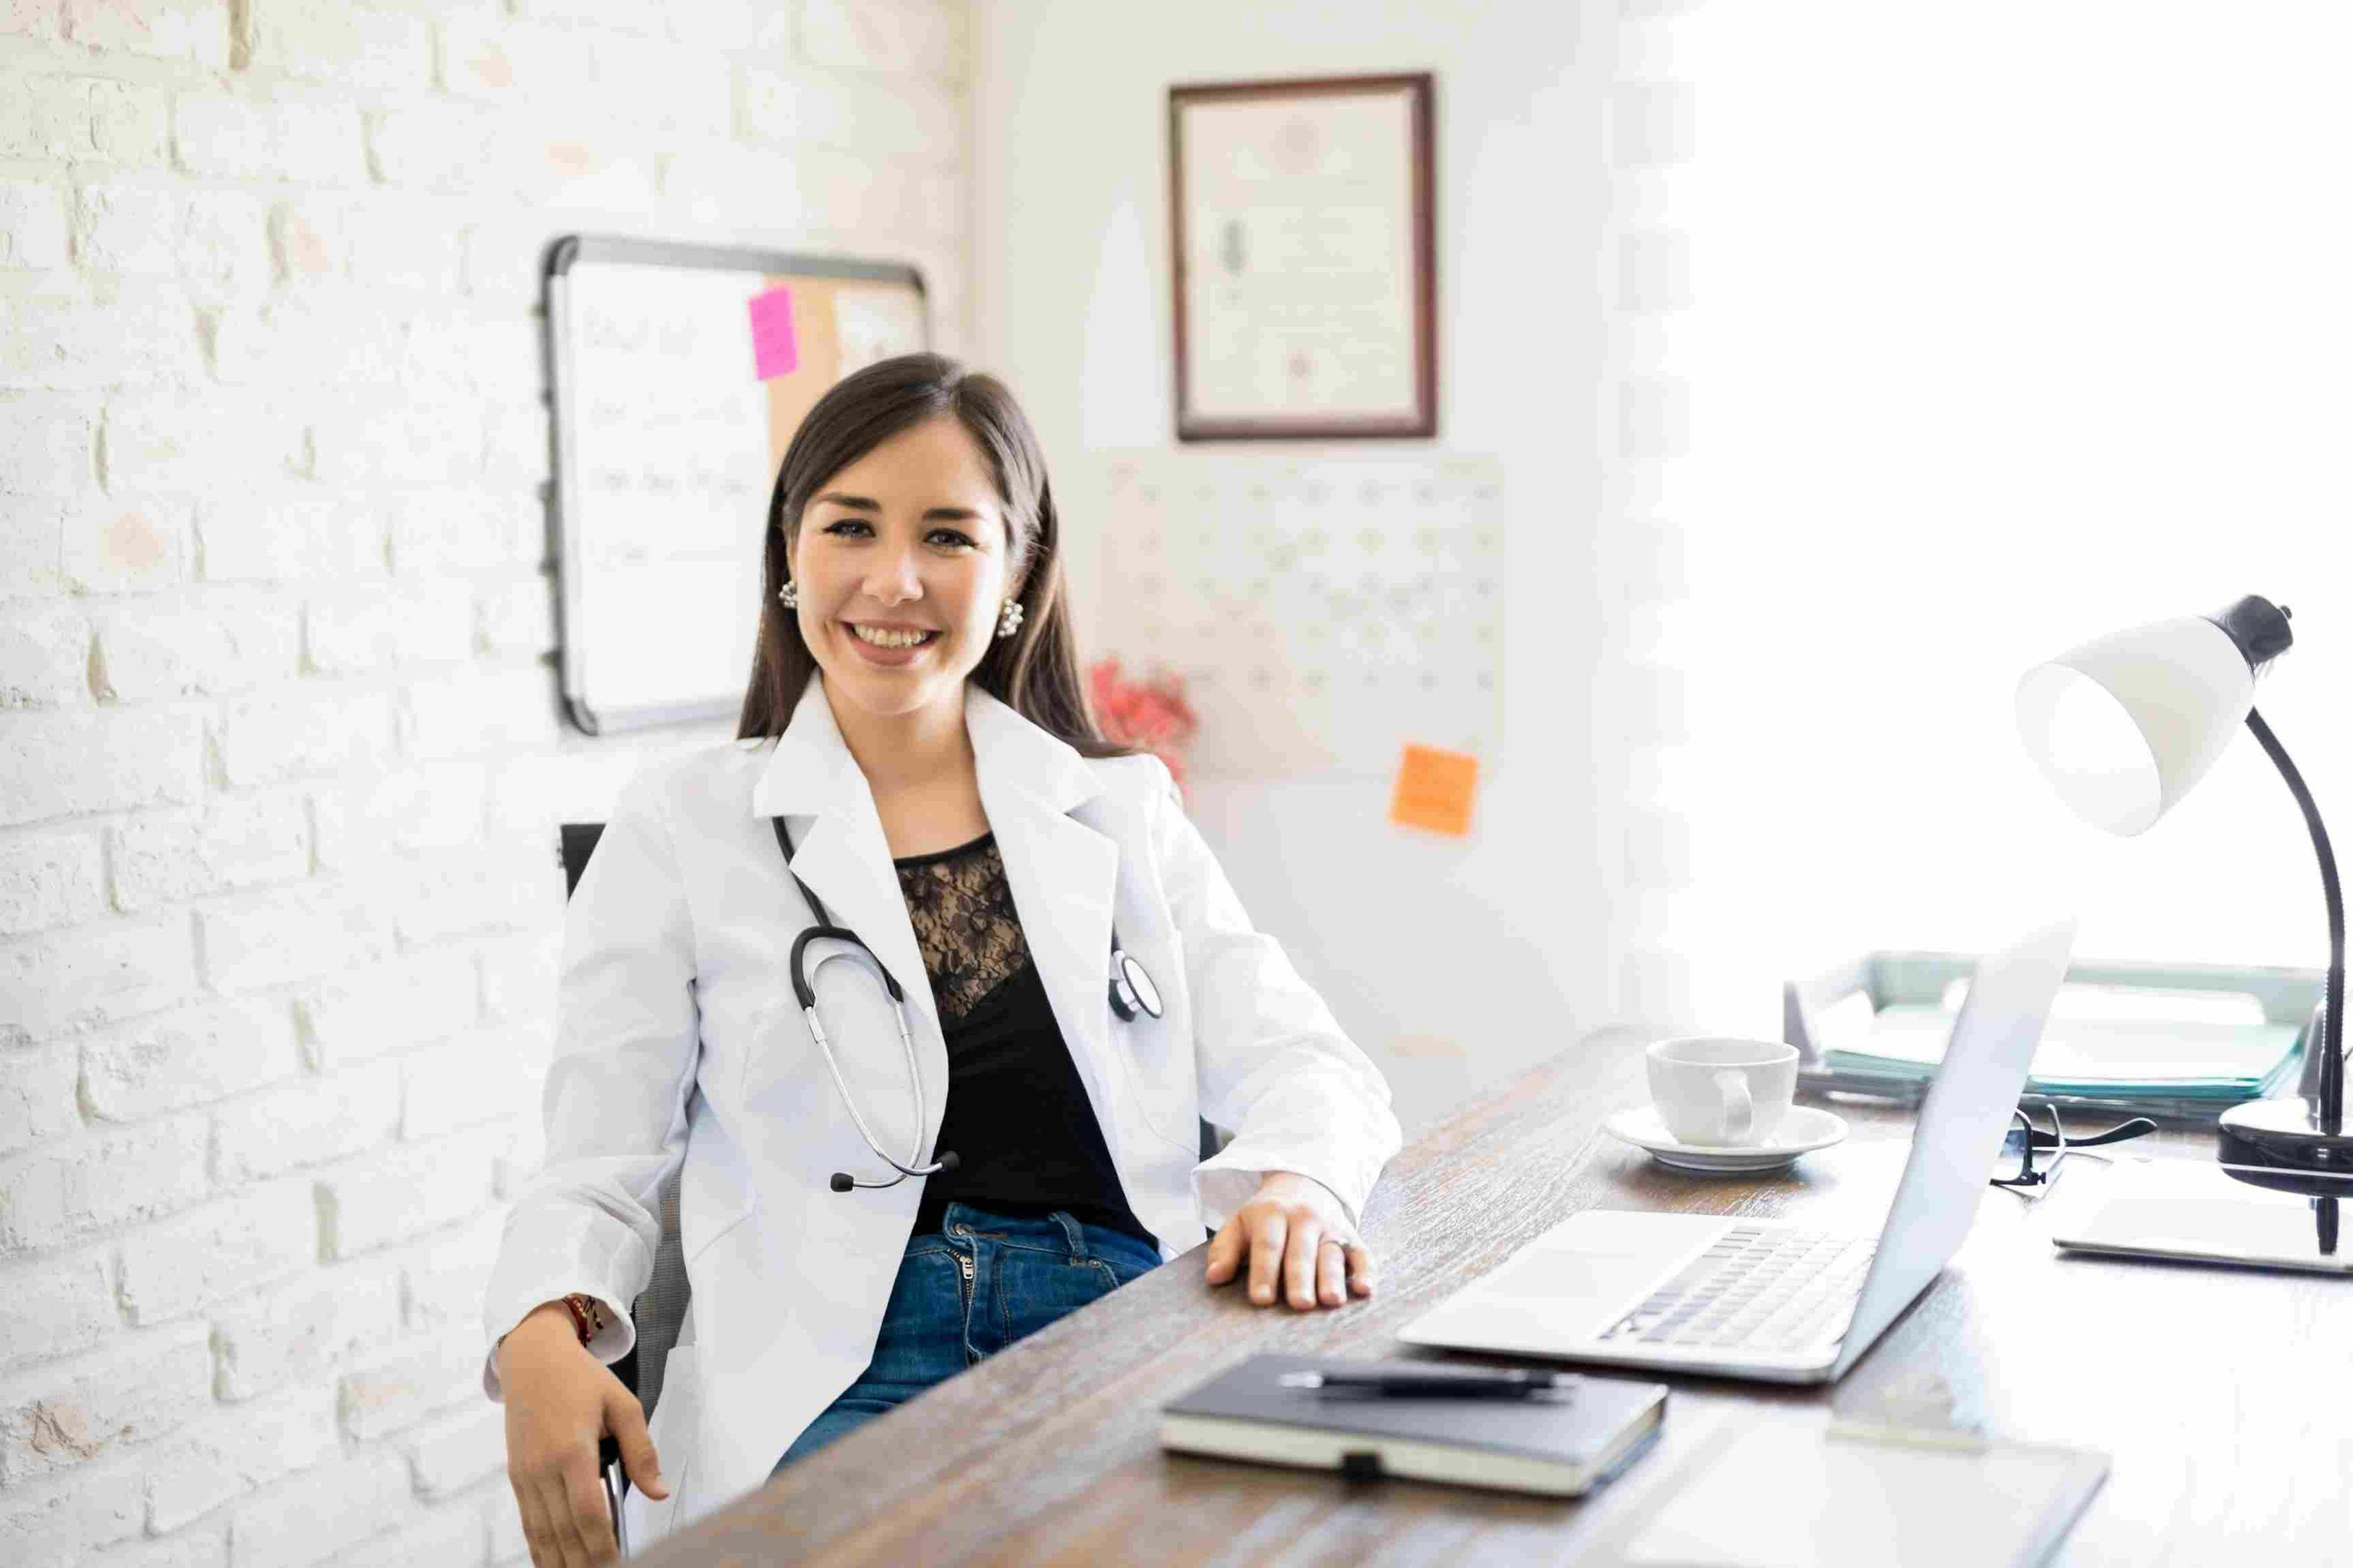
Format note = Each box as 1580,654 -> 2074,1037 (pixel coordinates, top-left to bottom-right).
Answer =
1832,920 -> 2077,1375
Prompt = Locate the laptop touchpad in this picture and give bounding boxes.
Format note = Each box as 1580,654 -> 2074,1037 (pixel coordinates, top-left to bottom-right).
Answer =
1472,1228 -> 1702,1338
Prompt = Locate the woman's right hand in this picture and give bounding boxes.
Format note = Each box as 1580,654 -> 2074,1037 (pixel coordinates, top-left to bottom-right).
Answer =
499,1300 -> 668,1566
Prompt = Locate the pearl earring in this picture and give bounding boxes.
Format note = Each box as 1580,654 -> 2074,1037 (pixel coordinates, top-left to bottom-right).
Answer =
778,579 -> 798,609
996,599 -> 1025,640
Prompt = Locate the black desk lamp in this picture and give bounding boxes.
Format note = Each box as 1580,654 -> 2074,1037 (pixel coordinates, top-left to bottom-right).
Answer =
2015,594 -> 2346,1175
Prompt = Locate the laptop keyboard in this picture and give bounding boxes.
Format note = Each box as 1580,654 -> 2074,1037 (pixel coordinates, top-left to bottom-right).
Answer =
1599,1225 -> 1875,1352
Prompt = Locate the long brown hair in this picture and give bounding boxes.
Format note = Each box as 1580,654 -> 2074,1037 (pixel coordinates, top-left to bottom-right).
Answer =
737,353 -> 1127,759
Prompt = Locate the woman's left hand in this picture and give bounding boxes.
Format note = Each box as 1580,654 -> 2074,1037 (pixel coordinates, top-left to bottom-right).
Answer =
1203,1170 -> 1376,1309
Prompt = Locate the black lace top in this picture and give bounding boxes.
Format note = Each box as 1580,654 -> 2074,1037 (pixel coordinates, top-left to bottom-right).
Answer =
895,832 -> 1158,1250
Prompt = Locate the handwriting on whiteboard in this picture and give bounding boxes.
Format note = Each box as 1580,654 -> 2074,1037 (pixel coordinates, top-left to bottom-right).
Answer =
565,263 -> 771,714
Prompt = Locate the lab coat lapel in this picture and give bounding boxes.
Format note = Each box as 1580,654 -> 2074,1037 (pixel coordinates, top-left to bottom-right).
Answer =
749,676 -> 941,1043
965,687 -> 1121,1153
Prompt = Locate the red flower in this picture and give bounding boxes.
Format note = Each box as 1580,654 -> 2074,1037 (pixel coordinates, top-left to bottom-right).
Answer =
1088,658 -> 1199,795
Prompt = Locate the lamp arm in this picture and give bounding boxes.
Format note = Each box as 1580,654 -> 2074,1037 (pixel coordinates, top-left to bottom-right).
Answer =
2245,708 -> 2345,1135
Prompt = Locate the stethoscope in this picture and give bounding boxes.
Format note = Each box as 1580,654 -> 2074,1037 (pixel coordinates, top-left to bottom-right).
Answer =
773,817 -> 1165,1194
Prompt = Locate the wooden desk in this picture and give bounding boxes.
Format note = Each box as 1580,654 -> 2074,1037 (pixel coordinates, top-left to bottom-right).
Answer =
648,1029 -> 2351,1565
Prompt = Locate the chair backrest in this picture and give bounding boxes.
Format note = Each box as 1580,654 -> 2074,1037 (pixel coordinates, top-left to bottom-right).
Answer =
558,824 -> 691,1419
556,822 -> 605,898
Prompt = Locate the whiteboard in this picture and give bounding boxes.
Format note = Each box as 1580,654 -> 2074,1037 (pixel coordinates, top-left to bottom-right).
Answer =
544,236 -> 929,734
1089,450 -> 1504,776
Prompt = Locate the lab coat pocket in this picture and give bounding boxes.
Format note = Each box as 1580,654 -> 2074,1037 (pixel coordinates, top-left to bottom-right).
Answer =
676,1133 -> 754,1267
1114,935 -> 1200,1156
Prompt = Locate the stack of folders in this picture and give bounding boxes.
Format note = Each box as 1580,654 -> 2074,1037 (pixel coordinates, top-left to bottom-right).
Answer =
1816,999 -> 2305,1114
1158,1354 -> 1667,1498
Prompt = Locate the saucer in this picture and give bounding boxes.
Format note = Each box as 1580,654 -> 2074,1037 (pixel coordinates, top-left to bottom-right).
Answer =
1604,1104 -> 1849,1174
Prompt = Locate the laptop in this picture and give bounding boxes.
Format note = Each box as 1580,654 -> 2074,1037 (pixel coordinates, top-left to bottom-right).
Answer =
1399,920 -> 2077,1384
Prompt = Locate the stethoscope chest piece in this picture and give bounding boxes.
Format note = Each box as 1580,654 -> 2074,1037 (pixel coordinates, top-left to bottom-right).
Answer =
1110,946 -> 1164,1021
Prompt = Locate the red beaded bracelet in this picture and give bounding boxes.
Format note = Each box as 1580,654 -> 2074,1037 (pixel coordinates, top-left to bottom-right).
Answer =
560,1293 -> 604,1347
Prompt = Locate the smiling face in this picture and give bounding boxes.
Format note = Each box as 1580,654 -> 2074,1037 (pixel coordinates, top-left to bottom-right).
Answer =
784,415 -> 1023,727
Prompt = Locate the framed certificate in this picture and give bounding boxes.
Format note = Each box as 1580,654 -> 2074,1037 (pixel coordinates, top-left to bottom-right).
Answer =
1169,72 -> 1438,441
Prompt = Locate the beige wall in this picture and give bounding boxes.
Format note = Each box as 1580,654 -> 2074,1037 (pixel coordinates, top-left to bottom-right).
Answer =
972,0 -> 1629,1127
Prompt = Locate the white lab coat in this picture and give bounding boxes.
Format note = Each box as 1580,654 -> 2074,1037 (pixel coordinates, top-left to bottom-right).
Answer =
481,675 -> 1402,1545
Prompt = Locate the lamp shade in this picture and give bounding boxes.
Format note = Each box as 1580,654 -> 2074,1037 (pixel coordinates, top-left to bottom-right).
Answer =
2017,594 -> 2345,1168
2015,615 -> 2256,836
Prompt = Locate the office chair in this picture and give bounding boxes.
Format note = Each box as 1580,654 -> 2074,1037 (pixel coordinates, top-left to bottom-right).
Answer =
555,822 -> 1229,1516
558,825 -> 691,1528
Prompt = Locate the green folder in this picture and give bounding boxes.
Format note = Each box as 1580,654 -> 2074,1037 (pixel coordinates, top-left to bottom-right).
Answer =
1786,951 -> 2324,1120
1824,1004 -> 2305,1102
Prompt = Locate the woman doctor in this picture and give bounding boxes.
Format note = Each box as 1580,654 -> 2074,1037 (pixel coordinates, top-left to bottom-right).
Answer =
485,354 -> 1402,1564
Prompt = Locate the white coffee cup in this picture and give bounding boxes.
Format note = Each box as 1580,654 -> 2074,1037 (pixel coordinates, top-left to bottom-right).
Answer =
1645,1037 -> 1799,1147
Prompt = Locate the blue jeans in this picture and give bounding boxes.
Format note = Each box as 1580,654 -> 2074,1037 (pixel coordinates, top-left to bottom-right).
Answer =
774,1203 -> 1163,1472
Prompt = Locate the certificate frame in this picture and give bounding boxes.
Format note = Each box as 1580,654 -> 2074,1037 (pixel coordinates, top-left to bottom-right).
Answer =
1168,72 -> 1438,442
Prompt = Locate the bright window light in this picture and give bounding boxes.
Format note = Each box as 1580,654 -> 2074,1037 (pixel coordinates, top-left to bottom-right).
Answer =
1613,5 -> 2353,1027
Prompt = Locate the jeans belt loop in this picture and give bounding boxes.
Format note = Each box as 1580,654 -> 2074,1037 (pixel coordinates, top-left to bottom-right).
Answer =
1050,1209 -> 1087,1260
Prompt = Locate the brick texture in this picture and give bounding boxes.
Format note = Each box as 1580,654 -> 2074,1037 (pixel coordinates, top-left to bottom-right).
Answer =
227,1449 -> 413,1568
337,1329 -> 479,1441
143,1382 -> 341,1534
0,1322 -> 214,1484
336,1501 -> 493,1568
115,1179 -> 318,1324
195,883 -> 393,993
0,602 -> 89,707
0,1043 -> 80,1156
294,947 -> 481,1068
0,1113 -> 211,1249
0,1249 -> 119,1374
59,495 -> 191,594
0,400 -> 97,493
318,1127 -> 503,1259
0,180 -> 70,269
63,0 -> 233,68
0,708 -> 205,828
0,2 -> 976,1556
214,1259 -> 403,1402
403,1401 -> 505,1497
94,597 -> 303,702
81,995 -> 305,1122
0,830 -> 104,936
0,1461 -> 145,1567
0,911 -> 199,1043
108,792 -> 311,910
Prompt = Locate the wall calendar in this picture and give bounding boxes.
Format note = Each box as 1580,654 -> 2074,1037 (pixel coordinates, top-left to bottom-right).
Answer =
1088,452 -> 1504,777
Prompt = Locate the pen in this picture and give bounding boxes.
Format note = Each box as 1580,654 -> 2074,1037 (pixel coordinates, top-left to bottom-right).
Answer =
1278,1368 -> 1580,1399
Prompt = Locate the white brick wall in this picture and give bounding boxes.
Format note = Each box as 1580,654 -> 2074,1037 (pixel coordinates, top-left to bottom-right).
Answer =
0,181 -> 71,267
0,831 -> 105,936
0,1 -> 974,1561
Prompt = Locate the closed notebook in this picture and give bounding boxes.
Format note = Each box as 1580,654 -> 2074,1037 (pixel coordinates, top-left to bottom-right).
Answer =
1159,1354 -> 1667,1498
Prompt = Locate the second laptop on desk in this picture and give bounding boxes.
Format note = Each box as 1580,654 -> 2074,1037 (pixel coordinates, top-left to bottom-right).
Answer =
1398,920 -> 2075,1384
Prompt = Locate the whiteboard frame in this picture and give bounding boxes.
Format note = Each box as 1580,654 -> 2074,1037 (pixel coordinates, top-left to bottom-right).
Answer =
542,234 -> 930,735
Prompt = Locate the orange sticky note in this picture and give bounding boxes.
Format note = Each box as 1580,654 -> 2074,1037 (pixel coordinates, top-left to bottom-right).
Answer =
1390,744 -> 1479,836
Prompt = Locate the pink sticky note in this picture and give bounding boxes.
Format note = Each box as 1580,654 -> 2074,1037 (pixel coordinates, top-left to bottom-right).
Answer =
748,286 -> 799,380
